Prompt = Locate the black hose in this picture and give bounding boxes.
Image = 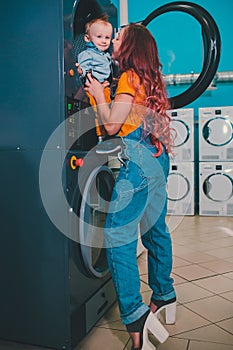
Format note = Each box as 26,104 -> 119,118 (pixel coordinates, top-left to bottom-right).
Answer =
142,1 -> 221,109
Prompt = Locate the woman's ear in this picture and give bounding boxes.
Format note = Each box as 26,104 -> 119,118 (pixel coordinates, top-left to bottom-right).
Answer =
84,34 -> 90,42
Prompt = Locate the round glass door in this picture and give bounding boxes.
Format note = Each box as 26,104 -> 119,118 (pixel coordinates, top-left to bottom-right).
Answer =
167,173 -> 190,201
79,165 -> 115,278
170,120 -> 190,147
202,117 -> 233,146
203,173 -> 233,202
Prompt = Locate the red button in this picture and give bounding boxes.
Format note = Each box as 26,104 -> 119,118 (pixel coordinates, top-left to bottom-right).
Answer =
75,158 -> 84,167
69,69 -> 75,77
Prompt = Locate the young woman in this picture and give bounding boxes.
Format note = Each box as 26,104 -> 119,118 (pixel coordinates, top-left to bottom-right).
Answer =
84,23 -> 176,350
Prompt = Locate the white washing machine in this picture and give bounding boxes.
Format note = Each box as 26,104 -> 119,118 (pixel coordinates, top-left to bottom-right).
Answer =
167,162 -> 195,215
167,108 -> 194,162
199,106 -> 233,161
199,162 -> 233,216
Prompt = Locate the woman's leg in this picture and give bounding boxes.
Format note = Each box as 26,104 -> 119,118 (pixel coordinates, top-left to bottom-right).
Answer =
104,140 -> 173,346
140,201 -> 175,302
104,161 -> 150,326
140,151 -> 176,305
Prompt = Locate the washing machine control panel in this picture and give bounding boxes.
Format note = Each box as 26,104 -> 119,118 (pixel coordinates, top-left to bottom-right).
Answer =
65,96 -> 97,151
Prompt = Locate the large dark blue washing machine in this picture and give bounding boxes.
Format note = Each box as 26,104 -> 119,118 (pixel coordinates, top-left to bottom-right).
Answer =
0,0 -> 117,349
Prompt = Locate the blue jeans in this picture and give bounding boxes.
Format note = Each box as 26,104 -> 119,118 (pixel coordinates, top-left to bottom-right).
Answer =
104,126 -> 176,325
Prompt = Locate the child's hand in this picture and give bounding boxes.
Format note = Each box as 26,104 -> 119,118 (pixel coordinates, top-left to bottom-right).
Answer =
75,62 -> 83,75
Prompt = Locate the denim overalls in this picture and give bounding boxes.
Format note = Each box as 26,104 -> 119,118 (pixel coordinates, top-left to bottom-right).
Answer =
104,125 -> 176,325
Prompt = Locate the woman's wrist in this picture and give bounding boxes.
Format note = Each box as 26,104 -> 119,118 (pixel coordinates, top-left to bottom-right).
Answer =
95,91 -> 107,104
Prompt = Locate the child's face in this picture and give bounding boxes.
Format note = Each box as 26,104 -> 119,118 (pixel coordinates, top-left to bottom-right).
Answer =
85,22 -> 112,52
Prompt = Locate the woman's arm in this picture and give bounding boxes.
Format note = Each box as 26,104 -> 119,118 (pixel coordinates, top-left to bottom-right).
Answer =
84,73 -> 133,135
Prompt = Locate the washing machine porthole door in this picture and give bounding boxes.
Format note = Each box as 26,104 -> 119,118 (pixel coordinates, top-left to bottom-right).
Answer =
203,117 -> 233,146
79,165 -> 115,278
203,173 -> 233,202
170,119 -> 190,147
167,172 -> 190,201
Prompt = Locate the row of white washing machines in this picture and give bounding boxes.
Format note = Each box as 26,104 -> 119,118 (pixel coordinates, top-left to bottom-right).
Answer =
166,106 -> 233,216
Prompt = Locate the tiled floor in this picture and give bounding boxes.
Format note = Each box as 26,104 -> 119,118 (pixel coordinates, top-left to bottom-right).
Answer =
76,216 -> 233,350
1,216 -> 233,350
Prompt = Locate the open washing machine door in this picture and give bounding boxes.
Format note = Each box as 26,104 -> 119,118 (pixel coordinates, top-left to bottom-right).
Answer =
69,162 -> 115,278
142,2 -> 221,109
79,165 -> 115,278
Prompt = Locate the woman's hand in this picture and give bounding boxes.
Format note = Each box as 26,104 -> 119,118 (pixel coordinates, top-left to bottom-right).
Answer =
84,73 -> 109,103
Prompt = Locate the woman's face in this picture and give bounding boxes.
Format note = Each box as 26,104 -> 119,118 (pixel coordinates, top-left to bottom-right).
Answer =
112,27 -> 126,59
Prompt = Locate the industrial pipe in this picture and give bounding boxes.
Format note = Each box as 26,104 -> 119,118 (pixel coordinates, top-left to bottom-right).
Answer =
164,71 -> 233,86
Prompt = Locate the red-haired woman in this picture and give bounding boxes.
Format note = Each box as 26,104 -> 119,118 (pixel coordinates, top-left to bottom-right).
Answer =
84,23 -> 176,350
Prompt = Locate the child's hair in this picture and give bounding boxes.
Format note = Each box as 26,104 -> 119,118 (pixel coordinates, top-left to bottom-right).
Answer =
85,14 -> 112,36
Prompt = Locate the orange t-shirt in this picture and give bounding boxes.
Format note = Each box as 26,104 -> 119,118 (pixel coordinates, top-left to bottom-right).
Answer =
115,70 -> 147,137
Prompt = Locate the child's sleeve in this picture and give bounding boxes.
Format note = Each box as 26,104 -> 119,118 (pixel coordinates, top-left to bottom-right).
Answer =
77,50 -> 93,78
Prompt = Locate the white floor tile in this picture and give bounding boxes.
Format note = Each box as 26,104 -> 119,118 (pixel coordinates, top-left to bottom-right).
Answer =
175,282 -> 213,304
75,326 -> 129,350
154,336 -> 188,350
162,305 -> 210,336
193,275 -> 233,294
207,246 -> 233,259
175,251 -> 217,264
184,295 -> 233,323
171,272 -> 188,285
173,256 -> 192,268
220,291 -> 233,302
173,264 -> 216,281
188,339 -> 233,350
211,237 -> 233,248
216,317 -> 233,335
200,259 -> 233,274
223,272 -> 233,280
175,324 -> 233,345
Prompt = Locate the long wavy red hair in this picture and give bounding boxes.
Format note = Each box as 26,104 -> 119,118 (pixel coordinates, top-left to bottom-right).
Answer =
116,23 -> 174,155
